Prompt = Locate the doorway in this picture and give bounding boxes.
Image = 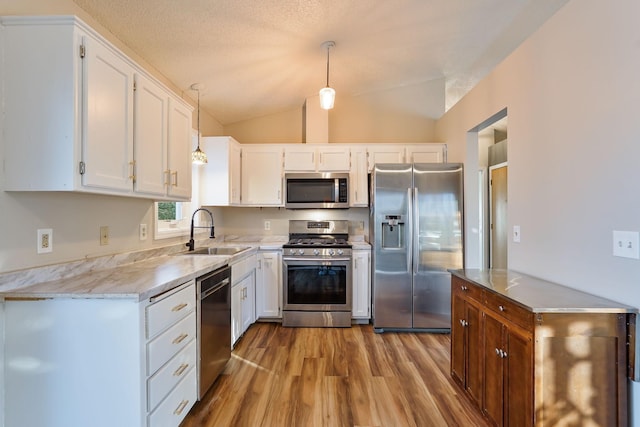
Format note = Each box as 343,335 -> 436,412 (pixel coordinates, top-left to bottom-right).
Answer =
490,163 -> 508,268
464,109 -> 508,269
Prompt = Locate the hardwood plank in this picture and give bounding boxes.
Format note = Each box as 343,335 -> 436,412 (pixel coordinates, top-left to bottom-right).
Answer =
180,323 -> 490,427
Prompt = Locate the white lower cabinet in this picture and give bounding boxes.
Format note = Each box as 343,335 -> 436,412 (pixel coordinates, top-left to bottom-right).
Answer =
231,255 -> 257,346
352,249 -> 371,320
2,281 -> 197,427
255,250 -> 282,319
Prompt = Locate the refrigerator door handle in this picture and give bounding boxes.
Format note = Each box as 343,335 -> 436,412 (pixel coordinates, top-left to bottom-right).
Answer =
413,187 -> 419,275
407,187 -> 413,274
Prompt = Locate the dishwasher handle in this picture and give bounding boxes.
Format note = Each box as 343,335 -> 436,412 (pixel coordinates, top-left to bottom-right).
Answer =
200,278 -> 230,300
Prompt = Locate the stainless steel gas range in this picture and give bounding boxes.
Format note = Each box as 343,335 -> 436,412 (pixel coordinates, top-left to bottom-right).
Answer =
282,220 -> 352,327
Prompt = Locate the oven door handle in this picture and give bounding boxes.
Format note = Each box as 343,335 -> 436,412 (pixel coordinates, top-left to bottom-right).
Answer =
283,257 -> 352,262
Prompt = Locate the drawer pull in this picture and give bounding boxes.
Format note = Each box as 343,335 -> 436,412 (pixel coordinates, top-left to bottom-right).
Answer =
172,333 -> 189,344
173,363 -> 189,377
461,285 -> 468,291
498,305 -> 505,312
172,303 -> 188,312
174,399 -> 189,415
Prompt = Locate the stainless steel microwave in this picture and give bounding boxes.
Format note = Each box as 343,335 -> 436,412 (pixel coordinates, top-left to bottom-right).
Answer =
285,173 -> 349,209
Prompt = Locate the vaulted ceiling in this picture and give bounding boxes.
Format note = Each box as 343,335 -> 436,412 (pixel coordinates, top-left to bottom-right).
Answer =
72,0 -> 567,125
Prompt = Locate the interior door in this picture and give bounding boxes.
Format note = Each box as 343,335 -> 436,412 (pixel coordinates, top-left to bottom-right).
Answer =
490,165 -> 508,269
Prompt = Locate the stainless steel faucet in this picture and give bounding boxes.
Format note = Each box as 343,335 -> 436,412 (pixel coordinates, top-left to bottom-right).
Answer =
186,208 -> 215,251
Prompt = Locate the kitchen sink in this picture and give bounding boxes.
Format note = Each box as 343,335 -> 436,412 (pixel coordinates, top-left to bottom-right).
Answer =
181,246 -> 251,255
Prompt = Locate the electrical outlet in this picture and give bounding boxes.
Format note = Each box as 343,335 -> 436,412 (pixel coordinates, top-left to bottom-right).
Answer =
613,230 -> 639,259
100,226 -> 109,246
513,225 -> 521,243
264,221 -> 271,231
139,224 -> 148,241
37,228 -> 53,254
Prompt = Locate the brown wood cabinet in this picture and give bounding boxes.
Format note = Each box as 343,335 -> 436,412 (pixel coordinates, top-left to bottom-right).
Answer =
450,269 -> 634,427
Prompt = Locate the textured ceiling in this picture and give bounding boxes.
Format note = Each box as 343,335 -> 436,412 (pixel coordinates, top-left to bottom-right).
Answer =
72,0 -> 567,125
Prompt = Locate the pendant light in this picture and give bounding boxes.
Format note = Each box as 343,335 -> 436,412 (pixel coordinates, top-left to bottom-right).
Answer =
190,83 -> 207,165
319,41 -> 336,110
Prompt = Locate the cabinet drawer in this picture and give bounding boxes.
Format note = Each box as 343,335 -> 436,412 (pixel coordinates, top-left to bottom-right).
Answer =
452,276 -> 483,302
231,254 -> 256,284
148,367 -> 197,427
148,312 -> 196,374
146,282 -> 195,339
484,291 -> 533,331
148,339 -> 196,411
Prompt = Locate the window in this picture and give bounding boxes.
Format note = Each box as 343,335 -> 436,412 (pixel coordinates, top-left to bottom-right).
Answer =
155,200 -> 193,239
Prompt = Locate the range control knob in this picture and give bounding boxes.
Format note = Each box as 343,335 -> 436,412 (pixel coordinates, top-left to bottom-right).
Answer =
329,249 -> 335,256
298,249 -> 305,255
289,249 -> 296,256
337,249 -> 344,256
313,249 -> 320,256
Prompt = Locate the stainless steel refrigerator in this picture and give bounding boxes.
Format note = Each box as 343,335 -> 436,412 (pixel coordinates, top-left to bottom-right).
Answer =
370,163 -> 464,332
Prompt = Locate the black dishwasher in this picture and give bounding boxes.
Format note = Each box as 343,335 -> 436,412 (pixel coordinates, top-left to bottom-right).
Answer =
197,265 -> 231,399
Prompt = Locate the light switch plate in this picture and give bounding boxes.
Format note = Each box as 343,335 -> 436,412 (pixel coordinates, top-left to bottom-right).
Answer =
513,225 -> 521,243
613,230 -> 639,259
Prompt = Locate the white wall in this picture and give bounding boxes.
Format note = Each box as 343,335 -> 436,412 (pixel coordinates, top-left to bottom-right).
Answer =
436,0 -> 640,421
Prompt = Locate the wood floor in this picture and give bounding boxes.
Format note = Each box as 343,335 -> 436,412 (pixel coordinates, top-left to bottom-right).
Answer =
180,323 -> 489,427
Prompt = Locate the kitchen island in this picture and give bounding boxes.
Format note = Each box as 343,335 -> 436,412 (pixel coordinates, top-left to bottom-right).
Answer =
450,269 -> 637,427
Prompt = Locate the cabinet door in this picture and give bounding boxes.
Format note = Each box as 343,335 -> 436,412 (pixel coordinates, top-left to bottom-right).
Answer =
231,284 -> 242,347
451,290 -> 466,386
318,146 -> 350,171
284,146 -> 316,171
352,250 -> 371,319
367,145 -> 405,171
405,144 -> 446,163
241,146 -> 283,205
451,293 -> 482,406
229,143 -> 242,204
134,73 -> 168,196
167,98 -> 192,200
505,327 -> 533,427
199,136 -> 241,206
82,35 -> 135,192
349,146 -> 369,206
483,312 -> 505,427
240,274 -> 255,334
256,251 -> 282,318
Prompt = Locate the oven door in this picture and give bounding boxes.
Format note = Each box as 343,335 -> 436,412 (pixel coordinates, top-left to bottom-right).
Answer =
283,257 -> 352,312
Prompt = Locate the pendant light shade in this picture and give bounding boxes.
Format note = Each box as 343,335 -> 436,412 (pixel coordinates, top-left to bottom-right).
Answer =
319,41 -> 336,110
190,83 -> 207,165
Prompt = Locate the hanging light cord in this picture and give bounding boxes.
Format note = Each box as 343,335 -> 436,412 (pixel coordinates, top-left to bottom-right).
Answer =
196,88 -> 201,149
326,44 -> 331,87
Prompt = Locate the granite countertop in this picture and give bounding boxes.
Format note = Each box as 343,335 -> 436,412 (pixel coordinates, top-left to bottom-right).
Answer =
451,269 -> 637,314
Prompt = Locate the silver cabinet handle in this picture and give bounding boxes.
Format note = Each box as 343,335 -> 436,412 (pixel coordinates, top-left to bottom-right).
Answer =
495,348 -> 501,356
499,305 -> 505,312
461,285 -> 468,291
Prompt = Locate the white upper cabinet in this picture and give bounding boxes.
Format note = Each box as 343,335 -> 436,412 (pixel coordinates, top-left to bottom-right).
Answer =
283,146 -> 316,171
349,146 -> 369,207
241,145 -> 284,206
166,99 -> 193,199
284,145 -> 350,172
82,34 -> 136,193
1,16 -> 192,201
134,73 -> 168,196
199,136 -> 242,206
366,144 -> 406,171
405,143 -> 447,163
